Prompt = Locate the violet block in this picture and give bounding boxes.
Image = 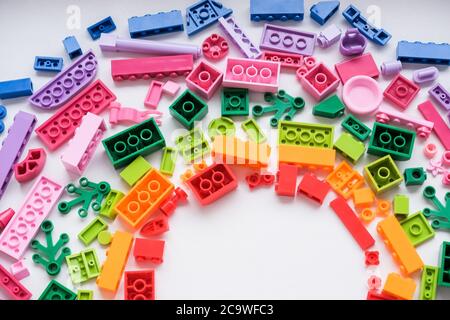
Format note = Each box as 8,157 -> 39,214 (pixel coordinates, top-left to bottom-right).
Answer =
219,16 -> 262,59
340,28 -> 367,56
259,24 -> 316,56
429,83 -> 450,111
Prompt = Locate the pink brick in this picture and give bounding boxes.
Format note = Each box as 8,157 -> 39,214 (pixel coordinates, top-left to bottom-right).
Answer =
144,80 -> 164,108
418,100 -> 450,151
162,80 -> 180,96
186,61 -> 223,100
300,63 -> 339,101
10,259 -> 30,280
384,74 -> 420,110
335,53 -> 379,84
0,264 -> 31,300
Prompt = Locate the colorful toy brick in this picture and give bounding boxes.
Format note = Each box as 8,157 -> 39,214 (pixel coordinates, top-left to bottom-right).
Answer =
99,189 -> 124,220
259,24 -> 316,56
341,114 -> 371,141
275,164 -> 298,197
383,74 -> 420,110
297,173 -> 330,204
102,118 -> 165,169
134,238 -> 165,264
334,132 -> 365,164
35,79 -> 116,151
393,194 -> 409,218
39,279 -> 76,300
66,248 -> 101,283
111,54 -> 193,81
0,264 -> 31,300
366,291 -> 397,300
300,63 -> 339,101
219,16 -> 262,59
0,176 -> 63,260
365,251 -> 379,266
418,100 -> 450,151
63,36 -> 82,59
128,10 -> 183,38
10,259 -> 30,280
400,212 -> 435,247
223,57 -> 280,93
202,33 -> 229,61
120,156 -> 152,187
160,187 -> 188,217
368,122 -> 416,161
208,117 -> 236,140
413,66 -> 439,84
109,102 -> 162,126
221,88 -> 249,117
420,265 -> 438,300
377,215 -> 424,275
353,188 -> 375,209
125,270 -> 155,300
0,78 -> 32,100
339,28 -> 367,56
439,242 -> 450,287
329,196 -> 375,250
116,168 -> 174,228
279,144 -> 336,172
185,163 -> 237,205
312,94 -> 345,119
29,50 -> 97,110
0,208 -> 14,231
403,167 -> 427,186
261,51 -> 304,70
77,290 -> 94,300
175,128 -> 210,163
278,121 -> 334,148
162,80 -> 181,96
87,16 -> 116,40
310,1 -> 340,25
78,216 -> 108,246
34,56 -> 63,72
429,83 -> 450,111
334,53 -> 379,84
396,41 -> 450,66
0,105 -> 6,134
160,147 -> 177,176
364,155 -> 403,194
140,214 -> 170,236
250,0 -> 304,21
169,89 -> 208,129
317,24 -> 341,48
382,273 -> 416,300
14,148 -> 46,183
185,0 -> 233,36
186,61 -> 223,100
342,5 -> 391,45
144,81 -> 164,109
380,60 -> 402,77
326,161 -> 364,199
246,172 -> 275,190
241,118 -> 267,143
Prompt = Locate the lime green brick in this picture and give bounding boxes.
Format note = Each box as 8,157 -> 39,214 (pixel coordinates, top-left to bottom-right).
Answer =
175,128 -> 210,163
78,216 -> 108,246
278,121 -> 334,148
119,155 -> 152,186
333,132 -> 365,164
241,118 -> 267,143
99,189 -> 124,220
364,155 -> 403,194
160,147 -> 177,176
77,290 -> 94,300
313,94 -> 345,118
420,265 -> 438,300
66,248 -> 101,284
400,211 -> 435,246
393,194 -> 409,218
208,117 -> 235,140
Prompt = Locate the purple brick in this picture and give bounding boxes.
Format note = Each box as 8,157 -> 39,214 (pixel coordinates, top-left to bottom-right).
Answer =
429,83 -> 450,111
0,111 -> 36,198
259,23 -> 316,56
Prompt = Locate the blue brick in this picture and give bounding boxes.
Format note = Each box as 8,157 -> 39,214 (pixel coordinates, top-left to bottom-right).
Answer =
397,41 -> 450,66
87,16 -> 116,40
186,0 -> 233,36
63,36 -> 83,59
128,10 -> 183,38
250,0 -> 304,22
0,78 -> 33,100
0,121 -> 4,134
0,105 -> 6,120
34,56 -> 63,72
310,1 -> 339,25
342,4 -> 391,46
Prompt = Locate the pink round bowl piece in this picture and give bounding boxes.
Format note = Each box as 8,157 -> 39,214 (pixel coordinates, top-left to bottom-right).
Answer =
342,76 -> 383,115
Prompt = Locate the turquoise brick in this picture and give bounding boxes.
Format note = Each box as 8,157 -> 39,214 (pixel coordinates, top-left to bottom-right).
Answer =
341,114 -> 371,141
169,89 -> 208,129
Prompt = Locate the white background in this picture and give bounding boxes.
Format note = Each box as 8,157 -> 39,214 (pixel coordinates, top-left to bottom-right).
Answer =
0,0 -> 450,300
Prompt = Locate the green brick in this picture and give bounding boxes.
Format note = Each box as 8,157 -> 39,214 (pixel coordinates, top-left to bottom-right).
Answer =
119,155 -> 152,186
400,211 -> 435,246
438,241 -> 450,287
102,118 -> 165,169
403,167 -> 427,186
39,280 -> 77,300
77,290 -> 94,300
393,194 -> 409,218
364,155 -> 403,194
99,189 -> 124,220
241,118 -> 267,143
341,114 -> 371,141
368,122 -> 416,161
420,265 -> 439,300
208,117 -> 235,140
66,248 -> 101,284
221,88 -> 249,116
175,128 -> 210,163
313,94 -> 345,118
333,132 -> 365,164
160,147 -> 177,176
78,216 -> 108,246
278,121 -> 334,148
169,89 -> 208,129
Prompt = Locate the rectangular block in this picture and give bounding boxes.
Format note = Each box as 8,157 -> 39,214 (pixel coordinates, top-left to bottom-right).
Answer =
185,0 -> 233,36
87,16 -> 116,40
250,0 -> 304,21
133,238 -> 165,264
63,36 -> 82,59
175,128 -> 210,163
418,100 -> 450,150
397,41 -> 450,66
420,265 -> 438,300
34,56 -> 63,72
334,53 -> 379,84
186,61 -> 223,100
301,63 -> 339,101
333,132 -> 365,164
383,74 -> 420,110
77,290 -> 94,300
125,270 -> 155,300
97,231 -> 133,292
297,173 -> 330,204
160,147 -> 177,176
219,16 -> 262,59
382,273 -> 416,300
275,164 -> 298,197
438,241 -> 450,287
144,80 -> 164,108
128,10 -> 183,38
99,189 -> 124,220
400,212 -> 435,247
260,23 -> 316,56
120,156 -> 152,186
0,264 -> 32,300
326,161 -> 364,199
393,194 -> 409,218
261,50 -> 303,69
0,78 -> 33,99
278,121 -> 334,148
429,83 -> 450,111
352,188 -> 375,209
241,118 -> 266,143
278,144 -> 335,172
341,114 -> 371,141
66,248 -> 101,283
364,155 -> 403,194
78,217 -> 108,246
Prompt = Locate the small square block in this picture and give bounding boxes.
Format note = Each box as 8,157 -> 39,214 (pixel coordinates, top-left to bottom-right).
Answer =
400,212 -> 435,247
353,188 -> 375,209
364,155 -> 403,194
334,132 -> 365,164
221,88 -> 249,116
301,62 -> 339,101
383,74 -> 420,110
186,61 -> 223,100
169,89 -> 208,129
403,167 -> 427,186
119,156 -> 152,186
162,80 -> 180,96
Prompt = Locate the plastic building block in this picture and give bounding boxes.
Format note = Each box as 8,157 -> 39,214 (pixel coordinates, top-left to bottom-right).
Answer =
223,57 -> 280,93
10,260 -> 30,280
77,290 -> 93,300
34,56 -> 63,72
326,161 -> 364,199
383,74 -> 420,110
364,155 -> 403,194
366,290 -> 397,300
393,194 -> 409,218
186,163 -> 237,205
261,51 -> 304,70
279,144 -> 336,172
160,147 -> 177,176
102,118 -> 165,169
120,156 -> 152,187
297,173 -> 330,204
99,34 -> 202,58
14,148 -> 46,183
218,16 -> 261,59
413,67 -> 438,85
0,78 -> 33,100
341,115 -> 370,142
125,270 -> 155,300
169,89 -> 208,129
339,28 -> 367,56
0,176 -> 63,260
368,122 -> 415,161
443,171 -> 450,186
396,41 -> 450,66
400,212 -> 435,247
111,54 -> 193,81
359,207 -> 376,223
335,53 -> 379,85
185,0 -> 233,36
278,121 -> 334,148
250,0 -> 304,21
66,248 -> 100,284
61,113 -> 106,175
334,132 -> 365,164
97,231 -> 133,292
31,220 -> 71,276
63,36 -> 82,59
0,208 -> 14,231
343,76 -> 382,115
246,173 -> 275,190
39,279 -> 76,300
300,63 -> 339,101
29,50 -> 98,110
365,251 -> 379,266
175,128 -> 210,163
382,273 -> 416,300
342,5 -> 391,46
439,242 -> 450,287
160,187 -> 188,217
186,61 -> 223,100
329,196 -> 375,250
419,100 -> 450,151
0,105 -> 6,134
221,88 -> 249,117
353,188 -> 375,209
202,33 -> 228,61
429,83 -> 450,111
162,81 -> 181,97
317,24 -> 341,48
259,24 -> 316,56
128,10 -> 183,38
78,216 -> 108,246
109,102 -> 162,126
0,264 -> 31,300
425,143 -> 438,159
242,119 -> 267,143
443,151 -> 450,166
208,117 -> 235,140
403,167 -> 427,186
312,94 -> 345,119
140,214 -> 170,236
310,1 -> 339,25
116,168 -> 174,228
419,266 -> 438,300
87,16 -> 116,40
144,81 -> 164,109
377,215 -> 424,275
380,60 -> 402,77
99,190 -> 124,220
97,230 -> 112,246
275,164 -> 298,197
253,90 -> 305,127
133,238 -> 165,264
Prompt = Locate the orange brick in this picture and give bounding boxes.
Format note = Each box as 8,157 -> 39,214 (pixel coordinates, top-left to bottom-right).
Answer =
382,273 -> 416,300
278,144 -> 335,171
353,187 -> 375,209
326,161 -> 364,199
